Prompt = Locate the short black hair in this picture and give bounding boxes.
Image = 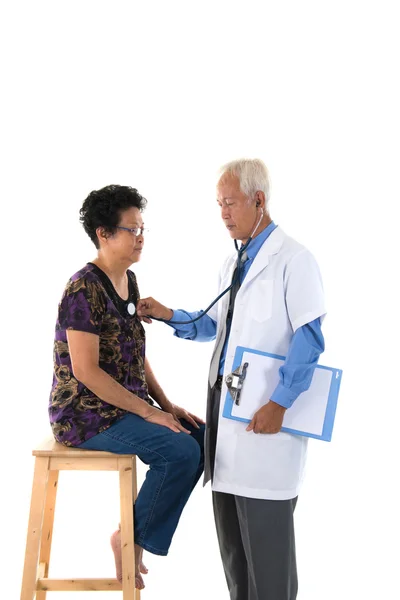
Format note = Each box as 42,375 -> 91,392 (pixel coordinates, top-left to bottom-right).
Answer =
79,185 -> 147,248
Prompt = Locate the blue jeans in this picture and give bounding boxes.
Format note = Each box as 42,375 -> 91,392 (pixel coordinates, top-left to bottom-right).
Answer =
79,412 -> 205,556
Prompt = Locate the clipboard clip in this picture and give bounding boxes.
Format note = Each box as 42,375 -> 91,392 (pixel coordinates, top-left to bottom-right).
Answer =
225,362 -> 249,405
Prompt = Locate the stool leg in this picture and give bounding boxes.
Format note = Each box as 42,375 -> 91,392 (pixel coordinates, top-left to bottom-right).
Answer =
118,456 -> 137,600
132,456 -> 140,600
20,457 -> 50,600
36,470 -> 59,600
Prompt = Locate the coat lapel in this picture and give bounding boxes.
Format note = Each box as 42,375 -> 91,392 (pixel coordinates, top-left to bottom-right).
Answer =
239,226 -> 285,293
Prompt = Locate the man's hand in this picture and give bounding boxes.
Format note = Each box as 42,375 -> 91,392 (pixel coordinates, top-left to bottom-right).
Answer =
168,403 -> 205,430
246,401 -> 286,434
136,297 -> 173,324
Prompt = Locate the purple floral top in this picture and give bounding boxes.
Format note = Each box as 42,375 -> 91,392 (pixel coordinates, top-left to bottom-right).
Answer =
49,264 -> 148,446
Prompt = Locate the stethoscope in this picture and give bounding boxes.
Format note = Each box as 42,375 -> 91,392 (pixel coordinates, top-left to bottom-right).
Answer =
146,207 -> 265,325
127,302 -> 136,316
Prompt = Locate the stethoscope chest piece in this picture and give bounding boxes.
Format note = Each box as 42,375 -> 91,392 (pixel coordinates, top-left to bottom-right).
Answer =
127,302 -> 136,316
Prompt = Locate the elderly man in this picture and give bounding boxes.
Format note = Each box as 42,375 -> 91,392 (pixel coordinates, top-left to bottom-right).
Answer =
137,159 -> 326,600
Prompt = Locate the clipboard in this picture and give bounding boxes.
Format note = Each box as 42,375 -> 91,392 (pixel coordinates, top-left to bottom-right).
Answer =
222,346 -> 342,441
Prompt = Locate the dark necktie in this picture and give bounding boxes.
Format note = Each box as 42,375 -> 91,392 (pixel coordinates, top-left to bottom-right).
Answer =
208,252 -> 248,387
228,251 -> 247,318
218,252 -> 248,365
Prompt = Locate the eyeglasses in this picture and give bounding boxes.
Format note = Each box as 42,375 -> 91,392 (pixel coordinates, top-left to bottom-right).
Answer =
116,226 -> 149,236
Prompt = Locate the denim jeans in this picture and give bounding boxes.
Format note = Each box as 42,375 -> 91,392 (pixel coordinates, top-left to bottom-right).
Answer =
78,412 -> 205,556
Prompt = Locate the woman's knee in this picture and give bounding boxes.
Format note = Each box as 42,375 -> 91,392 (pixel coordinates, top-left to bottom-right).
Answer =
175,434 -> 201,472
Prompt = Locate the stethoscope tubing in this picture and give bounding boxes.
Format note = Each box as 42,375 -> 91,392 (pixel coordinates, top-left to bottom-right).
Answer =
149,238 -> 251,325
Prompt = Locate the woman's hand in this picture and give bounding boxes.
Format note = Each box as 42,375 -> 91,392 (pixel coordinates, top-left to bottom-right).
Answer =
144,408 -> 191,434
136,297 -> 173,324
168,404 -> 205,430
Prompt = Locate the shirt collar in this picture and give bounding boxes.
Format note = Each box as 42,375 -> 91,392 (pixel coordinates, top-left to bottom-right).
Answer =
242,221 -> 277,262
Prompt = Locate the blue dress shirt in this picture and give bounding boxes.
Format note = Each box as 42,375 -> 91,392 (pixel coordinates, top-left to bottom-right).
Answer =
166,223 -> 325,408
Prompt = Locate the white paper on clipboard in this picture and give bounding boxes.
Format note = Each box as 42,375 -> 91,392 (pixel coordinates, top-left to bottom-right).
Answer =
231,351 -> 333,436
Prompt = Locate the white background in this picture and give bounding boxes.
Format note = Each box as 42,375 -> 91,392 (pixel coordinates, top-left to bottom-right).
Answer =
1,1 -> 399,598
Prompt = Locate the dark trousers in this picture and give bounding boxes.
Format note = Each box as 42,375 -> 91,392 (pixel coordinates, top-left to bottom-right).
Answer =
209,384 -> 298,600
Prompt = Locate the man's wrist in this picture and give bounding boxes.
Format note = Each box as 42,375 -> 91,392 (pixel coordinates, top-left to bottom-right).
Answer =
164,308 -> 174,321
270,384 -> 298,409
269,400 -> 287,413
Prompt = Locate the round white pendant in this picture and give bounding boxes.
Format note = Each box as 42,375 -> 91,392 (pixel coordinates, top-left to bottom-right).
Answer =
127,302 -> 136,316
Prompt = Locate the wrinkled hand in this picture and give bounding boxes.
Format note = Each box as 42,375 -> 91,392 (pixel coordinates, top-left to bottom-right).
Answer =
246,401 -> 286,434
144,409 -> 191,434
168,404 -> 205,430
136,297 -> 173,324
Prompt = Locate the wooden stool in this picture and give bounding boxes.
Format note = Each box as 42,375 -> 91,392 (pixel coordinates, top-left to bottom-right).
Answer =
20,437 -> 140,599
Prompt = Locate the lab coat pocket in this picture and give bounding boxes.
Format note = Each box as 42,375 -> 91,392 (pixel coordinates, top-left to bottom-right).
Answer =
251,279 -> 274,322
233,430 -> 305,492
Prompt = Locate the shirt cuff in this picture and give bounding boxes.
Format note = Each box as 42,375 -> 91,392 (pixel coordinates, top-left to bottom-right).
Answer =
164,309 -> 185,325
270,383 -> 299,409
166,309 -> 196,336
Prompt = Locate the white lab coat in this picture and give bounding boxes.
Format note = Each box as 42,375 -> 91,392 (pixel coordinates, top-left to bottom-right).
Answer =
207,226 -> 326,500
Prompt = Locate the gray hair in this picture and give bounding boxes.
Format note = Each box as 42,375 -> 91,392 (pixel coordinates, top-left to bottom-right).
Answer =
217,158 -> 271,205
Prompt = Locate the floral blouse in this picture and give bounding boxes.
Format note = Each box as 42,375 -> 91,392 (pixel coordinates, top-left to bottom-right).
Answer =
49,263 -> 148,446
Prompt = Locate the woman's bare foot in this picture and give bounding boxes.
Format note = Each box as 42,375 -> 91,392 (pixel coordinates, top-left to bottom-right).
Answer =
135,544 -> 146,589
110,529 -> 147,590
110,529 -> 123,583
137,546 -> 148,574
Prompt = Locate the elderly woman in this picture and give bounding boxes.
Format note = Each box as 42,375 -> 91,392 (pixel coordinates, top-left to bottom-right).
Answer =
49,184 -> 205,590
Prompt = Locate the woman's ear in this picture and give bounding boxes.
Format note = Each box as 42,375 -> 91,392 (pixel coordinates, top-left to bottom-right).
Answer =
96,226 -> 108,244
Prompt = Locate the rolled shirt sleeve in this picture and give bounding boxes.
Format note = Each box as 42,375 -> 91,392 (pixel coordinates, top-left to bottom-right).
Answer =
271,317 -> 325,408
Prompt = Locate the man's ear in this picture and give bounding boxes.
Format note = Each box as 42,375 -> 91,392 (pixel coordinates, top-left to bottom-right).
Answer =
255,191 -> 265,210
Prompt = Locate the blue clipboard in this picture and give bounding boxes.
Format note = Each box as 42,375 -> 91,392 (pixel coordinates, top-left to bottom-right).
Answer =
222,346 -> 342,442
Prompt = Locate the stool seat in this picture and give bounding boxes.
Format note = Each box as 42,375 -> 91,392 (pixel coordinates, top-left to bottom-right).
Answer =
33,438 -> 133,459
20,436 -> 140,599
